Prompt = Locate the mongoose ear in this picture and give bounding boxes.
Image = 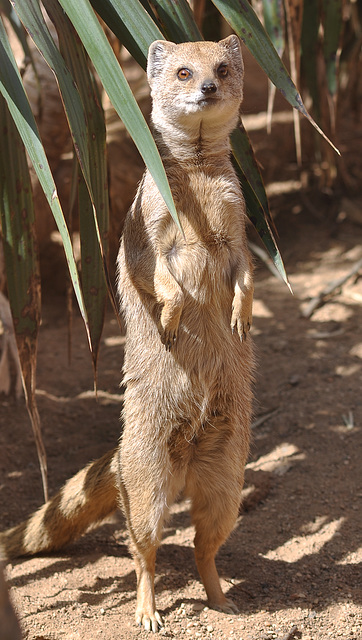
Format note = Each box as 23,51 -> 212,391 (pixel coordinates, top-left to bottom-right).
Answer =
147,40 -> 177,85
219,35 -> 244,73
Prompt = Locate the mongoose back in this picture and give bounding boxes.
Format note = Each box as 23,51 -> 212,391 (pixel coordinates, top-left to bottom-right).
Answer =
1,36 -> 254,633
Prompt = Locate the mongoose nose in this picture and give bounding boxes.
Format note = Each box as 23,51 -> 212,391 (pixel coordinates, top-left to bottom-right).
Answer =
201,81 -> 217,95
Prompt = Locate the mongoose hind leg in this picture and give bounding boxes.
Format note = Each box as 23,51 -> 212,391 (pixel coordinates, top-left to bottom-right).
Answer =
191,485 -> 242,614
132,543 -> 163,632
193,508 -> 240,612
186,432 -> 247,614
119,433 -> 184,632
120,487 -> 166,632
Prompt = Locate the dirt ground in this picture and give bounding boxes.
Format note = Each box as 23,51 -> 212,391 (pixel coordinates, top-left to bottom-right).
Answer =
1,51 -> 362,640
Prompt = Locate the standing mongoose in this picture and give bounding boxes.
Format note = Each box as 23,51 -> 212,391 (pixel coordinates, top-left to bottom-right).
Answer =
0,36 -> 254,632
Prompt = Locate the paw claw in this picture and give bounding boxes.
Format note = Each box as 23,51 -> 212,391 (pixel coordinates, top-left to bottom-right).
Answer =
209,597 -> 239,615
136,610 -> 163,633
231,288 -> 253,340
161,329 -> 177,351
230,315 -> 251,341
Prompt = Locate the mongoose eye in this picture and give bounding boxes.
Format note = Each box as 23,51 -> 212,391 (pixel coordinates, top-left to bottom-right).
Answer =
177,68 -> 192,81
217,64 -> 229,78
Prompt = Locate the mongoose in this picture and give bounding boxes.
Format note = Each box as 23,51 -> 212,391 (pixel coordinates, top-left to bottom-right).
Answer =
0,36 -> 254,632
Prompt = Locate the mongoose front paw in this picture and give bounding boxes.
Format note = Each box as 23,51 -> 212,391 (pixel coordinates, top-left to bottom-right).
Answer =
230,305 -> 252,341
159,300 -> 183,350
160,326 -> 178,351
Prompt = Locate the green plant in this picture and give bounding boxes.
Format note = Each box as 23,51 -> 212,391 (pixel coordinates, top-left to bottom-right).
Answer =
0,0 -> 343,498
254,0 -> 348,174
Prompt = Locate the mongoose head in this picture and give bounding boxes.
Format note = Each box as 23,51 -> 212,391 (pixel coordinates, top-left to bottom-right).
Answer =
147,36 -> 244,139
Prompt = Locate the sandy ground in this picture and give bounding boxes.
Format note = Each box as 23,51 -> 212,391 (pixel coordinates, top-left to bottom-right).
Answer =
1,192 -> 362,639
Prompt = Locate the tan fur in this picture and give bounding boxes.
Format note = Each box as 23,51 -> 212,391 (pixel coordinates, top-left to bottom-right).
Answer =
0,36 -> 254,633
117,35 -> 254,631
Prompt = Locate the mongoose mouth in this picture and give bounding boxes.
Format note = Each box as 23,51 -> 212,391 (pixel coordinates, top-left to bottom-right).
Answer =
196,96 -> 220,107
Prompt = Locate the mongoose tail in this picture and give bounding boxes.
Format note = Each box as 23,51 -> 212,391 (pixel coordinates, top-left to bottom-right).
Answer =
0,447 -> 119,560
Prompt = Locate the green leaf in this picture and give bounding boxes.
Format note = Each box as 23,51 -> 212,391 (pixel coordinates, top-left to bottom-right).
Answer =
231,127 -> 285,277
231,124 -> 271,227
77,81 -> 109,380
321,0 -> 344,98
260,0 -> 285,134
78,171 -> 107,380
149,0 -> 203,42
57,0 -> 181,231
43,0 -> 109,380
12,0 -> 91,181
240,169 -> 289,289
0,0 -> 32,61
261,0 -> 285,56
211,0 -> 340,154
90,0 -> 164,68
231,126 -> 289,287
0,14 -> 90,344
0,93 -> 47,501
301,0 -> 320,123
